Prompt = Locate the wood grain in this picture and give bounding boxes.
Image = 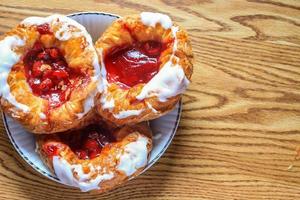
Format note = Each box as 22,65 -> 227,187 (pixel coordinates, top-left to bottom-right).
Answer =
0,0 -> 299,199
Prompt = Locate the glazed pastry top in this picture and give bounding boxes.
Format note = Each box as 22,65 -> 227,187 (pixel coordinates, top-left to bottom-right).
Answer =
96,12 -> 193,122
0,14 -> 103,133
21,14 -> 101,118
37,123 -> 152,192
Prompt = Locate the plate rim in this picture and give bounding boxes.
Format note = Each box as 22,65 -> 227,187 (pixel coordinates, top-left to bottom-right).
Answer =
1,11 -> 183,186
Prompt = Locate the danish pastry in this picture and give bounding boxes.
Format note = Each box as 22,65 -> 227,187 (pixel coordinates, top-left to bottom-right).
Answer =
0,15 -> 101,133
36,122 -> 152,192
95,12 -> 193,125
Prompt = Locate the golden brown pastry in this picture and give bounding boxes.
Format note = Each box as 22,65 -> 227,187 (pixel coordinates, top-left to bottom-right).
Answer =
95,12 -> 193,126
36,122 -> 152,192
0,14 -> 101,133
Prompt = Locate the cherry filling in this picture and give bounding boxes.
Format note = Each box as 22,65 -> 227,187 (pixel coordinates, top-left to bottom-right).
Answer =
43,142 -> 62,157
43,125 -> 115,159
23,23 -> 87,108
36,23 -> 52,34
60,125 -> 115,160
105,40 -> 163,88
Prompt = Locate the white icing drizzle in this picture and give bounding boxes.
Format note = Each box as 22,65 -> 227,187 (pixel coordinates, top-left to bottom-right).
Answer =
136,26 -> 190,102
76,89 -> 97,119
117,135 -> 149,176
52,156 -> 114,192
96,48 -> 109,92
76,50 -> 101,118
136,61 -> 189,102
97,48 -> 107,80
100,94 -> 115,110
39,112 -> 46,119
113,109 -> 144,119
21,14 -> 101,119
171,26 -> 179,54
21,14 -> 88,42
96,48 -> 117,112
0,36 -> 29,112
146,102 -> 158,113
140,12 -> 172,29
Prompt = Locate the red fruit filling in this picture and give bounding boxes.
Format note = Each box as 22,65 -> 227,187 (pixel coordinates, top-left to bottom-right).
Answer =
23,24 -> 88,108
105,40 -> 163,88
59,125 -> 115,160
43,142 -> 62,157
36,23 -> 52,35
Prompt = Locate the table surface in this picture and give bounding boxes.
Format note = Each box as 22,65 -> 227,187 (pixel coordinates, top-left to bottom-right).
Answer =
0,0 -> 299,199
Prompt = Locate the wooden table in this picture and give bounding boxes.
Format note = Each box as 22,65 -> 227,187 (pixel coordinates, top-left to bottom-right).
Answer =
0,0 -> 299,199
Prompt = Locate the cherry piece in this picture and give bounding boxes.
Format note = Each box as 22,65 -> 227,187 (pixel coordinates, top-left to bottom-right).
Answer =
52,70 -> 69,79
32,42 -> 43,51
105,40 -> 163,88
49,48 -> 59,59
84,139 -> 99,151
43,144 -> 60,156
39,78 -> 53,92
37,23 -> 52,35
37,51 -> 50,61
32,61 -> 43,77
42,68 -> 53,79
75,150 -> 88,160
89,148 -> 101,159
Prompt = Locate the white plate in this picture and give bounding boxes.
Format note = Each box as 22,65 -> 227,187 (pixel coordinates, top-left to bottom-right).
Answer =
2,12 -> 182,186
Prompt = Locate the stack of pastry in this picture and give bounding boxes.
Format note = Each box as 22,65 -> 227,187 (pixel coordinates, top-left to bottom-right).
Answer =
0,12 -> 193,192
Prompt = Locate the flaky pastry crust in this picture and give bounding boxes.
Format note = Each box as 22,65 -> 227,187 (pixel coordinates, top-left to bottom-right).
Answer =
36,122 -> 152,193
95,13 -> 193,126
0,15 -> 100,133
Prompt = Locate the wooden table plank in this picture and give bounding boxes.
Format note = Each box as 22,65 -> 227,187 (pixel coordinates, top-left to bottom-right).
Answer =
0,0 -> 299,199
